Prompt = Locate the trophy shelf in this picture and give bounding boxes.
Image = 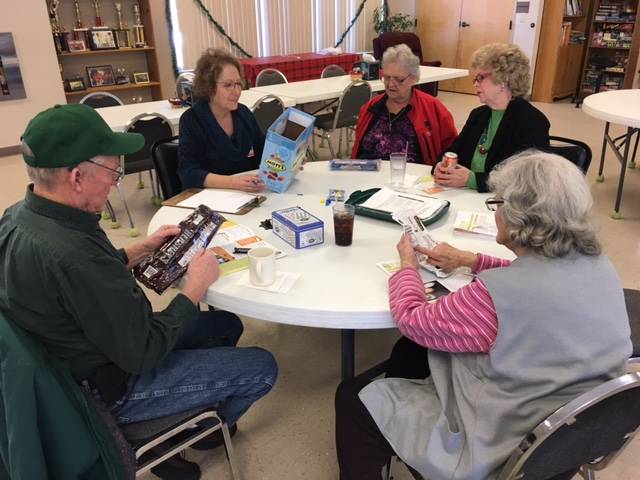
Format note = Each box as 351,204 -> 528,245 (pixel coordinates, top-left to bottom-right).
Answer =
50,0 -> 161,104
58,46 -> 155,57
64,81 -> 161,97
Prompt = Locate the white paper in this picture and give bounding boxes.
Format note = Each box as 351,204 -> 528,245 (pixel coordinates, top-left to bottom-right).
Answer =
177,189 -> 259,213
453,211 -> 497,237
242,271 -> 300,293
208,221 -> 286,276
437,270 -> 474,292
361,187 -> 445,218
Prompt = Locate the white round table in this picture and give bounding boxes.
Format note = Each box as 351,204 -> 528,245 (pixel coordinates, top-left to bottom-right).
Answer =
149,161 -> 513,378
582,89 -> 640,218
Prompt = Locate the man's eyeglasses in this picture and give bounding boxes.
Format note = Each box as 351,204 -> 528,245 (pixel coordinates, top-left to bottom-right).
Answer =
473,73 -> 491,85
217,80 -> 244,91
86,159 -> 125,184
382,74 -> 411,86
485,197 -> 505,211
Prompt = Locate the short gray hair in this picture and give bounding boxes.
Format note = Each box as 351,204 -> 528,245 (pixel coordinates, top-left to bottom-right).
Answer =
382,44 -> 420,78
22,140 -> 68,189
487,150 -> 601,258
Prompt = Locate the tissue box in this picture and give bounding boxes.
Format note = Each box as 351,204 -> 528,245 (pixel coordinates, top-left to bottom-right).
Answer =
259,108 -> 315,193
272,206 -> 324,249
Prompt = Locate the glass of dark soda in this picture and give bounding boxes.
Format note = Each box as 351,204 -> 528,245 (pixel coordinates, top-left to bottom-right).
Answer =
333,203 -> 355,246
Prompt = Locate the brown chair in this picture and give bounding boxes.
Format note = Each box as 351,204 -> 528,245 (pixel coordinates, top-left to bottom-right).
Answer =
372,32 -> 442,96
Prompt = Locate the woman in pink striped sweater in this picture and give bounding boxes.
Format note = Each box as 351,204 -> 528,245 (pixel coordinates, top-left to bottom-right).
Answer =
335,151 -> 630,480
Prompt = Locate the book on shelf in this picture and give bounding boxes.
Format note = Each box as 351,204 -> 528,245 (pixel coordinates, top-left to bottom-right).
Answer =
565,0 -> 583,16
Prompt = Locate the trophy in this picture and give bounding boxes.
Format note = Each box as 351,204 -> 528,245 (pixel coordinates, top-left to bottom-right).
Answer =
114,3 -> 132,48
72,0 -> 90,46
92,0 -> 104,28
115,67 -> 130,85
48,0 -> 68,53
132,2 -> 147,48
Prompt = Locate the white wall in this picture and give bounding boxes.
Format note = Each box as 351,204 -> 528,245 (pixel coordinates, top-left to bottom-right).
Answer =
388,0 -> 416,18
0,0 -> 66,150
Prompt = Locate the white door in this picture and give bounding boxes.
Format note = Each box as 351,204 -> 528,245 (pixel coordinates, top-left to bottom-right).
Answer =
510,0 -> 544,83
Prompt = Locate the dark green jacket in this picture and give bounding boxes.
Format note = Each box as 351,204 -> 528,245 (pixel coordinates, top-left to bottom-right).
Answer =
0,312 -> 129,479
0,187 -> 199,393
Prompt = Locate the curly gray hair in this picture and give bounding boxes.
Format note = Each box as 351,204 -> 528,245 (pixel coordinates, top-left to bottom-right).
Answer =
471,43 -> 531,97
382,43 -> 420,78
487,150 -> 601,258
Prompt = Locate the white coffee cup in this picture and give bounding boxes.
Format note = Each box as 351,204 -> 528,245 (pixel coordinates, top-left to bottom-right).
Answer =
248,247 -> 276,286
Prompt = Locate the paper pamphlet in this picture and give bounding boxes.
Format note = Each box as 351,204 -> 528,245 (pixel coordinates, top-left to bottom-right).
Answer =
414,174 -> 457,194
361,187 -> 446,218
453,211 -> 497,237
209,221 -> 286,276
177,189 -> 259,213
376,260 -> 472,302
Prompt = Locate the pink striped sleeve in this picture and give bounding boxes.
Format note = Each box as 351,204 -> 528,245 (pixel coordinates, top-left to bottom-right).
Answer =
388,267 -> 499,353
475,253 -> 511,273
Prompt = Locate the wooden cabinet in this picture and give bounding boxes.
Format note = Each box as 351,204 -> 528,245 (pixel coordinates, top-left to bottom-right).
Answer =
576,0 -> 640,104
48,0 -> 161,104
531,0 -> 593,102
416,0 -> 514,94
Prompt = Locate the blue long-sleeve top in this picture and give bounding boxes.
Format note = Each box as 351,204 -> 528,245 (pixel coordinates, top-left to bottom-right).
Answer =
177,100 -> 265,189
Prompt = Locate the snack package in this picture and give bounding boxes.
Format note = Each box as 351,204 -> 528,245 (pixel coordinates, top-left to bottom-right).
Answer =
133,205 -> 226,294
392,210 -> 451,278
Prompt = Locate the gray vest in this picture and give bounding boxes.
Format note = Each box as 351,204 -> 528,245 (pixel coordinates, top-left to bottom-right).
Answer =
360,253 -> 631,480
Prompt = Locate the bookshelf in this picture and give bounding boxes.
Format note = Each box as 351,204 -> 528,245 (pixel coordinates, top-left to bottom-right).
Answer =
576,0 -> 640,105
532,0 -> 593,102
48,0 -> 161,104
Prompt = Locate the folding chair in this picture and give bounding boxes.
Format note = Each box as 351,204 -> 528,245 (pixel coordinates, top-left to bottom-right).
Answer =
251,94 -> 285,135
313,80 -> 371,159
547,136 -> 592,174
255,68 -> 288,87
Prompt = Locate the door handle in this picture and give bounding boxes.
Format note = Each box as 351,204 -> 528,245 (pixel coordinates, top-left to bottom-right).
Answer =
460,21 -> 470,27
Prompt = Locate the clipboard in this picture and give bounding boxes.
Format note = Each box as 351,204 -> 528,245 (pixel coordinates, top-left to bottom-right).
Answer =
162,188 -> 267,215
346,188 -> 450,226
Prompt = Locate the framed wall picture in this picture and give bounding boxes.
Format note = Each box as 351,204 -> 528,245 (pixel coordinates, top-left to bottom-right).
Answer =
86,65 -> 116,87
64,77 -> 86,92
133,72 -> 150,84
67,39 -> 87,52
89,29 -> 117,50
0,32 -> 26,101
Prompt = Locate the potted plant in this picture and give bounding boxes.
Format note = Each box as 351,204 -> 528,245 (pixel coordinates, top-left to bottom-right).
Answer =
372,5 -> 415,34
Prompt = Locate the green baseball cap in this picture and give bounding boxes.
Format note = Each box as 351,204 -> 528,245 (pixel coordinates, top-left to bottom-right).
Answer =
21,104 -> 145,168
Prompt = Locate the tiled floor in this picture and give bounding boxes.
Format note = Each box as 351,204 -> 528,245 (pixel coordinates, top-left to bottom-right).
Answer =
1,91 -> 639,479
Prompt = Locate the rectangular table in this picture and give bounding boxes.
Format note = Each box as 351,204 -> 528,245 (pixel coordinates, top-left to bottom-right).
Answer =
240,52 -> 360,87
98,90 -> 296,132
250,65 -> 469,105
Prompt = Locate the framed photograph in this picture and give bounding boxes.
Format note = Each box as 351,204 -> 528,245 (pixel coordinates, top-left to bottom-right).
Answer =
86,65 -> 116,87
89,29 -> 117,50
133,72 -> 150,84
64,77 -> 86,92
67,39 -> 86,52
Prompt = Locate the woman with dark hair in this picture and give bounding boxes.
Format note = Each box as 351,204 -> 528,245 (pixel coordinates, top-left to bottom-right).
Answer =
178,48 -> 265,192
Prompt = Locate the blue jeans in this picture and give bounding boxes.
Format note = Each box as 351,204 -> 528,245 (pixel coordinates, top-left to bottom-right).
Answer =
111,310 -> 277,426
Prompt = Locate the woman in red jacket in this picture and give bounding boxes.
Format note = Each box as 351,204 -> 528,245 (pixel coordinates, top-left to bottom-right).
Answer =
351,44 -> 457,165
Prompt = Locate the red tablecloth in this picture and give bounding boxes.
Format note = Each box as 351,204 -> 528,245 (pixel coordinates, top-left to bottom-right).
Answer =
240,52 -> 360,87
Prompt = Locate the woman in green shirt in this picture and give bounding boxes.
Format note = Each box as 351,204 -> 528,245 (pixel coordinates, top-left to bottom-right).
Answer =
434,43 -> 550,192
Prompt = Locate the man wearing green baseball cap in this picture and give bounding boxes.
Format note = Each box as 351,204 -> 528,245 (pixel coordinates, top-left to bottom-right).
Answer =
0,105 -> 277,480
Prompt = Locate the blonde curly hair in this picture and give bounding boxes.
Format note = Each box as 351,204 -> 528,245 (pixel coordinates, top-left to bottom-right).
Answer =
471,43 -> 531,97
192,48 -> 244,101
